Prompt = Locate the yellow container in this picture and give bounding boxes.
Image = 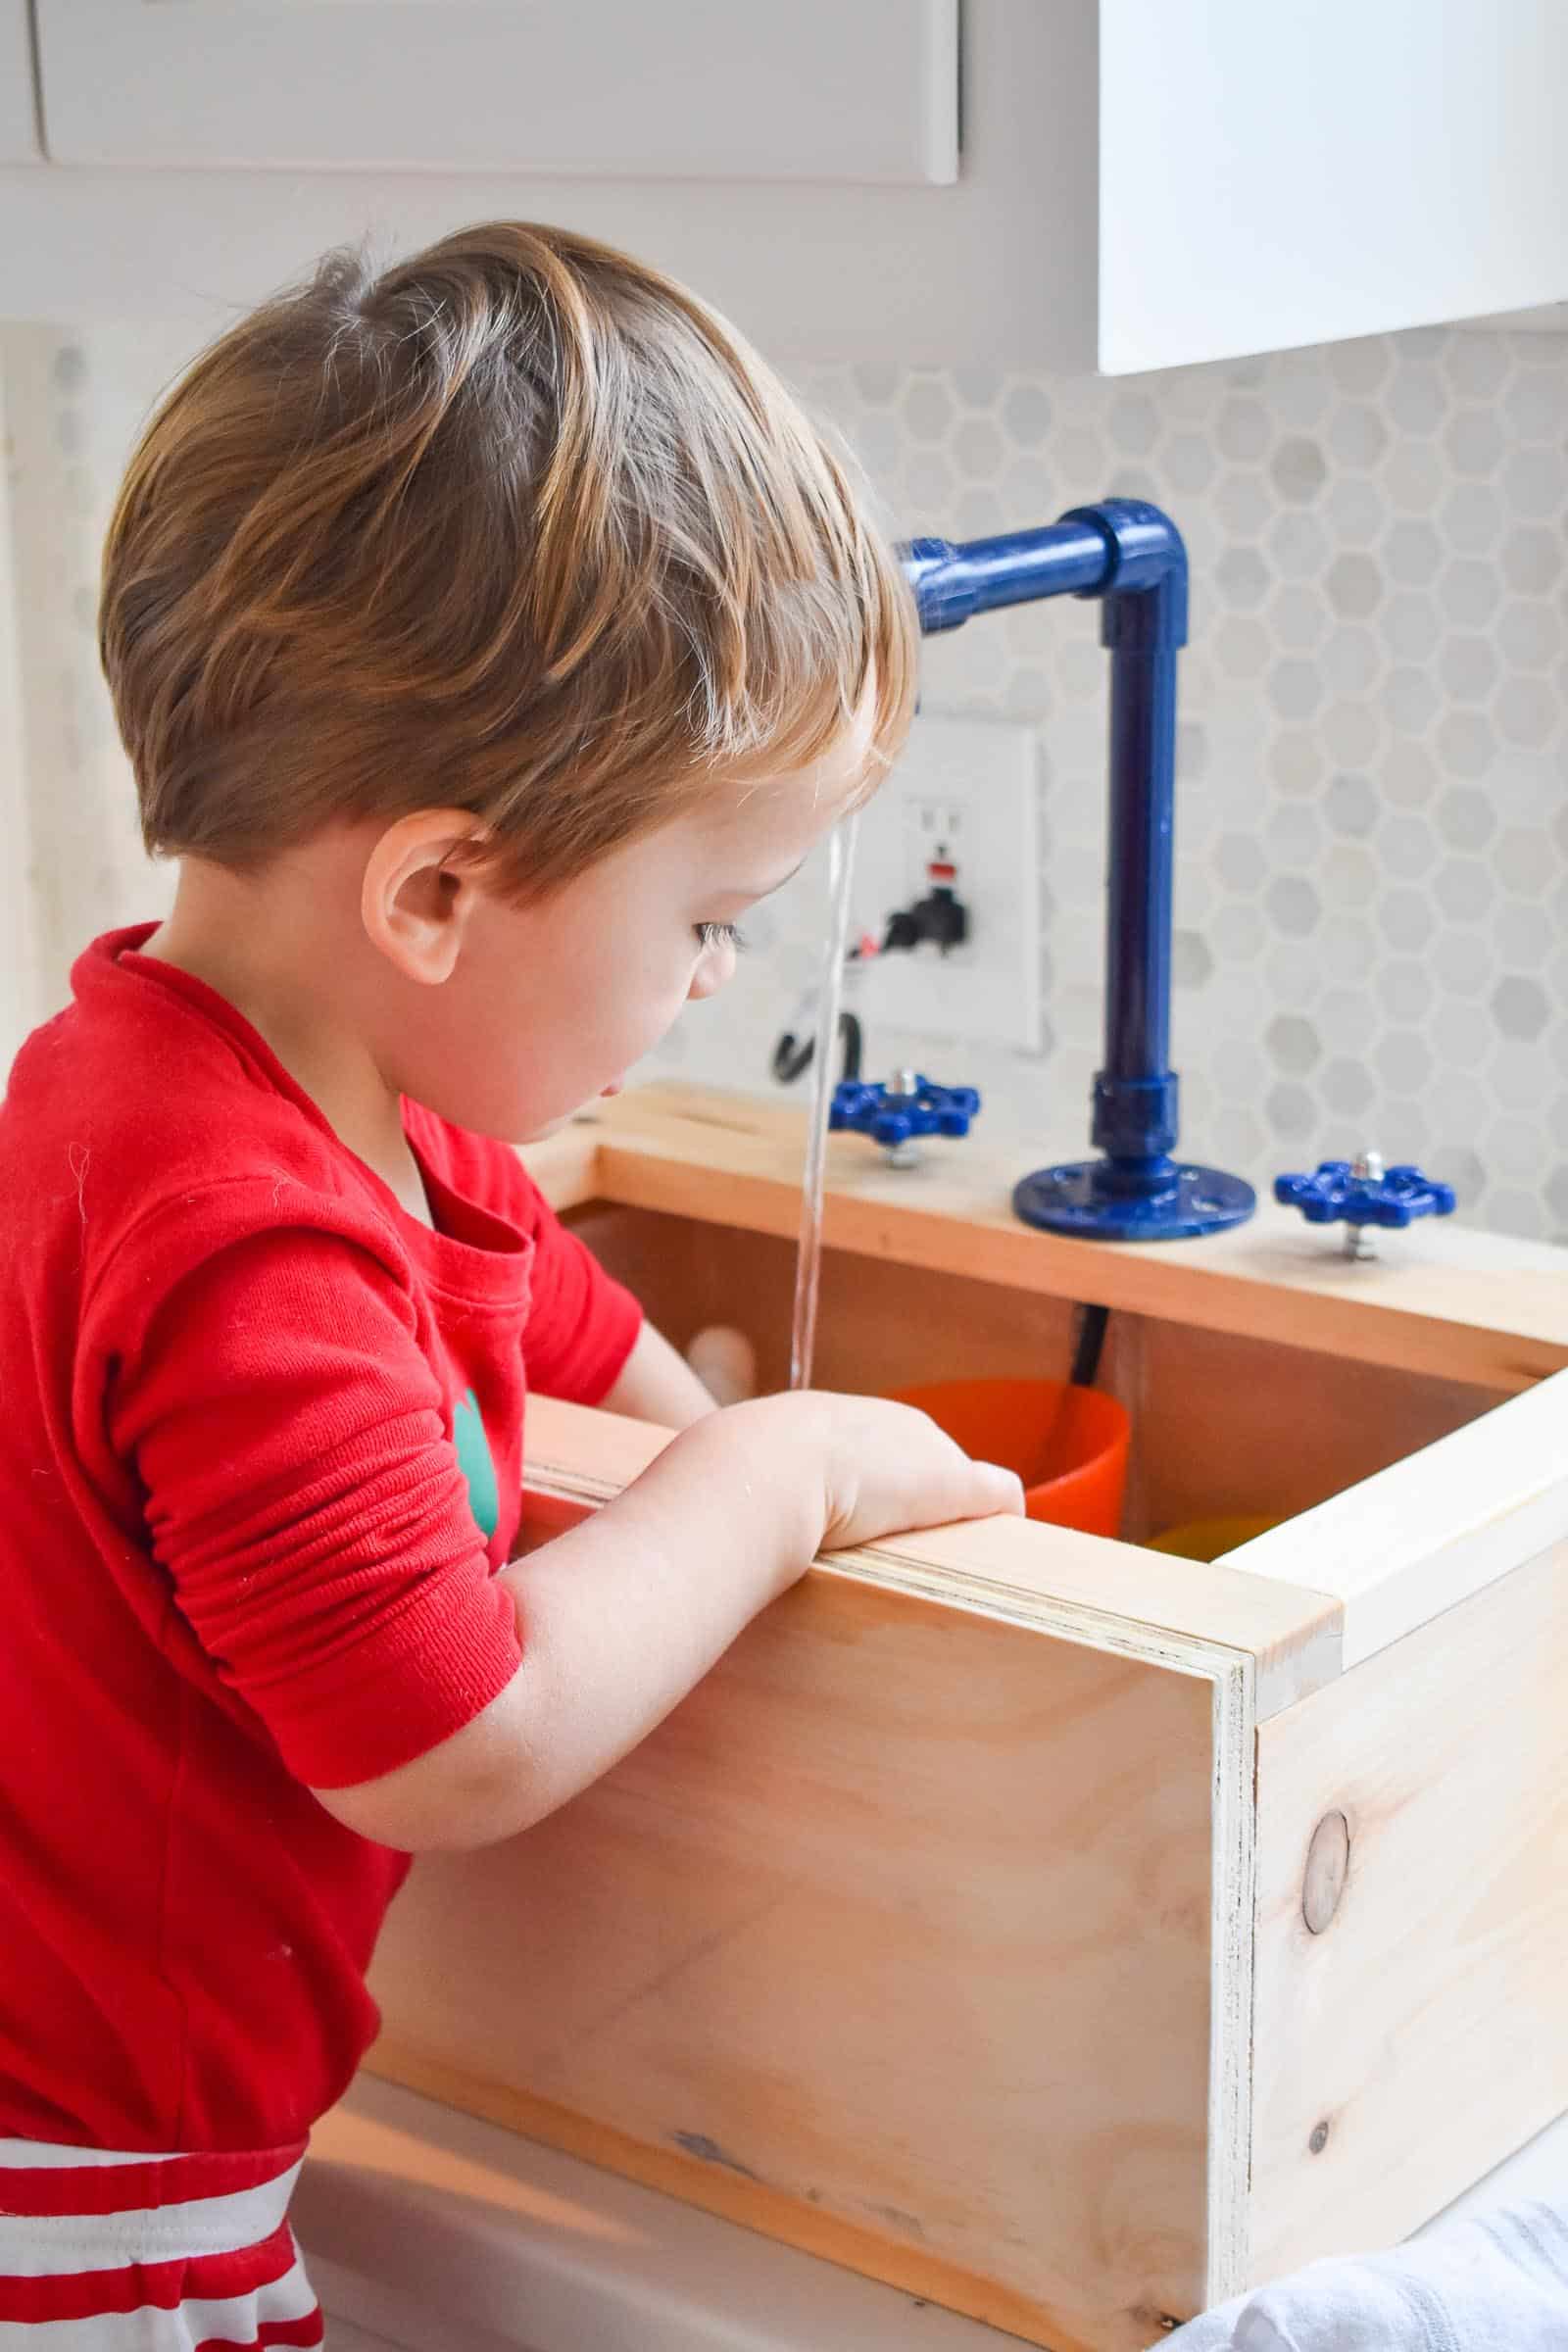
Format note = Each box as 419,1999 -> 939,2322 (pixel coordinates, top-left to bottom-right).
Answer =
1148,1514 -> 1279,1563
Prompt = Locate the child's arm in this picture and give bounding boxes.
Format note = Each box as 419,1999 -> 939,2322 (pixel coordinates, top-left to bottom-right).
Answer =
311,1393 -> 1021,1854
596,1320 -> 716,1427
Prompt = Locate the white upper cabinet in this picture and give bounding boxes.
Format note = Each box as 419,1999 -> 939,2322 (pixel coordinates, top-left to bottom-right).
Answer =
0,0 -> 37,162
4,0 -> 1568,370
32,0 -> 958,183
1099,0 -> 1568,372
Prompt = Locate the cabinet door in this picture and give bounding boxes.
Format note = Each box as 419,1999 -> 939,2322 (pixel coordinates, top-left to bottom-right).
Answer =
1100,0 -> 1568,370
34,0 -> 957,183
0,0 -> 37,161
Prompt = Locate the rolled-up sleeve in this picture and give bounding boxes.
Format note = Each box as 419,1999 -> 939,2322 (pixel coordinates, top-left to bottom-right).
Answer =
107,1224 -> 523,1788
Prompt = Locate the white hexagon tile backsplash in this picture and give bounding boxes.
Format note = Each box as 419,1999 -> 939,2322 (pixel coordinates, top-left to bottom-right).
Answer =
2,317 -> 1565,1239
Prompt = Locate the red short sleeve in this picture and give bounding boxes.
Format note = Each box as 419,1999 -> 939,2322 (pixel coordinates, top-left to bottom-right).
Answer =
106,1225 -> 524,1790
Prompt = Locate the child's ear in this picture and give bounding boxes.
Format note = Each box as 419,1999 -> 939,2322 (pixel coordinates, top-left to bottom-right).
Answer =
362,811 -> 489,984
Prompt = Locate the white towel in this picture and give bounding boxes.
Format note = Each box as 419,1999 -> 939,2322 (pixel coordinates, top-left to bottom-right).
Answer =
1167,2202 -> 1568,2350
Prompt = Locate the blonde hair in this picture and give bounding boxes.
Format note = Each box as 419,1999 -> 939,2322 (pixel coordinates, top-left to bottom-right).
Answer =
100,220 -> 918,894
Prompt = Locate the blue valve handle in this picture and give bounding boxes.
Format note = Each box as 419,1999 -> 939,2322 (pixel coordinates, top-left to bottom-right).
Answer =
830,1077 -> 981,1151
1274,1160 -> 1456,1231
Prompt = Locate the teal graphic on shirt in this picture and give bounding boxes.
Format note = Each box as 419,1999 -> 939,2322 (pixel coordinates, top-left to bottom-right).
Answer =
453,1387 -> 500,1542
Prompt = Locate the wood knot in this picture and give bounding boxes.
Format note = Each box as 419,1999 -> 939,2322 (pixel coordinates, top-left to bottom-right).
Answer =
1302,1809 -> 1350,1934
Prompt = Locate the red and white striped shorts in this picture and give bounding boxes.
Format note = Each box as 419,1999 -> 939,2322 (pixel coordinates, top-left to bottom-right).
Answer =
0,2137 -> 320,2348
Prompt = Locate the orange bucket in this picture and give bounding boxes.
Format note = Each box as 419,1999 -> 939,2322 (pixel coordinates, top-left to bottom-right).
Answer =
890,1376 -> 1131,1539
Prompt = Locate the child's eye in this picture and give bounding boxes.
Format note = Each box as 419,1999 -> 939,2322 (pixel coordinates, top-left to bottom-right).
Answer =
695,923 -> 747,953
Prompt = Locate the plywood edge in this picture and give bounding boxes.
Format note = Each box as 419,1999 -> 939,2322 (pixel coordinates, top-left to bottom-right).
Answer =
1205,1611 -> 1257,2310
1217,1367 -> 1568,1668
529,1086 -> 1568,1391
358,2041 -> 1098,2350
523,1396 -> 1344,1715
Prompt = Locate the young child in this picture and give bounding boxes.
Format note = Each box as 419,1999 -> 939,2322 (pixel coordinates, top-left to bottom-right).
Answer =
0,221 -> 1020,2342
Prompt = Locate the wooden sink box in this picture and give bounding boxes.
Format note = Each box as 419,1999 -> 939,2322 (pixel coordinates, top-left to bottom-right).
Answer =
365,1085 -> 1568,2351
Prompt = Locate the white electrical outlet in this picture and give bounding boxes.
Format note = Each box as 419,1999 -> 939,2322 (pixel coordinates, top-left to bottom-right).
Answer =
852,712 -> 1043,1051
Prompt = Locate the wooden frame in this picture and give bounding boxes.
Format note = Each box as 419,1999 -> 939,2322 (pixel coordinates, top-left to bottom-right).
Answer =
526,1086 -> 1568,1394
365,1085 -> 1568,2350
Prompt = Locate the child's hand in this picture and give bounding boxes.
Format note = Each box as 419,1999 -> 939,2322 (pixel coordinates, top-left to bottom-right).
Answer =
699,1391 -> 1024,1560
779,1391 -> 1025,1553
822,1394 -> 1026,1549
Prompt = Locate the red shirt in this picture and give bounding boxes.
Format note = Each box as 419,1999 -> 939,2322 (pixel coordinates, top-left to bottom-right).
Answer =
0,926 -> 640,2152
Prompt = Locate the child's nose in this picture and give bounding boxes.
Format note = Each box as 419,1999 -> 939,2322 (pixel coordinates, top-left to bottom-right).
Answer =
688,937 -> 738,1002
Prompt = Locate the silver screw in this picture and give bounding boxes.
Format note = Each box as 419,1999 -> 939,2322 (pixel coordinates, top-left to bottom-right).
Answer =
884,1068 -> 923,1169
1345,1148 -> 1384,1260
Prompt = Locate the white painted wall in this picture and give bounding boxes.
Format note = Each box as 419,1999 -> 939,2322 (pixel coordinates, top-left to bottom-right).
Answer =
0,0 -> 36,163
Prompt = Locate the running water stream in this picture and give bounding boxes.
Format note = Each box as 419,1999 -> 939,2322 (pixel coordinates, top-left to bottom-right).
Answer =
788,811 -> 861,1391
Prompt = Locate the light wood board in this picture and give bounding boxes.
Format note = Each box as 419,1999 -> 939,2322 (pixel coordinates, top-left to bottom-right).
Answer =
1220,1366 -> 1568,1666
370,1584 -> 1220,2350
1248,1537 -> 1568,2280
564,1200 -> 1081,1402
525,1084 -> 1568,1394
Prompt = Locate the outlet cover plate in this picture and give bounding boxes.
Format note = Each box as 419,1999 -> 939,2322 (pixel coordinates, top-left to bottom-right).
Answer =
854,712 -> 1043,1051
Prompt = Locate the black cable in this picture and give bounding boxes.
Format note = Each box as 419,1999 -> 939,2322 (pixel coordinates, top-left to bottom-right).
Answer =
770,1030 -> 813,1084
1070,1302 -> 1110,1391
769,1010 -> 862,1089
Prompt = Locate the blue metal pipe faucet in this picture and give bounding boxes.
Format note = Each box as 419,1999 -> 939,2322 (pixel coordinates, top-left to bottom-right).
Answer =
900,500 -> 1255,1242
